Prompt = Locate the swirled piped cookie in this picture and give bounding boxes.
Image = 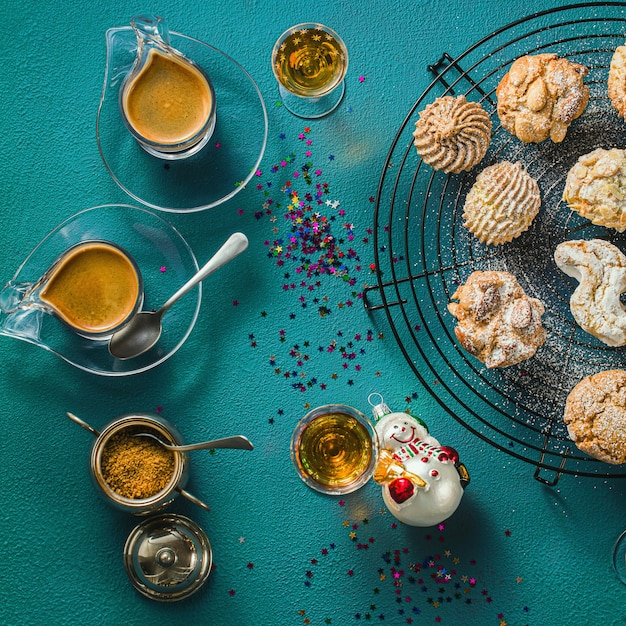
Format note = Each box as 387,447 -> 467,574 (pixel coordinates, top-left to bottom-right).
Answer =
564,369 -> 626,465
609,43 -> 626,118
496,53 -> 589,143
462,161 -> 541,246
563,148 -> 626,232
554,239 -> 626,346
447,270 -> 546,368
412,95 -> 492,173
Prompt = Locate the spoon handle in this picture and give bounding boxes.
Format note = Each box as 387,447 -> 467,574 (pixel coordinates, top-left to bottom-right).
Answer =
66,412 -> 101,437
160,232 -> 249,314
134,432 -> 254,452
176,435 -> 254,452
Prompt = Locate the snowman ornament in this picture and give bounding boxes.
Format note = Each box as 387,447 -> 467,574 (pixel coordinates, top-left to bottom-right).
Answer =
370,394 -> 470,527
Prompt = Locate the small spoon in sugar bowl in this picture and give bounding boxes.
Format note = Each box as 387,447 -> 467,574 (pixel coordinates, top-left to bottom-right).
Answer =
133,432 -> 254,452
109,232 -> 249,360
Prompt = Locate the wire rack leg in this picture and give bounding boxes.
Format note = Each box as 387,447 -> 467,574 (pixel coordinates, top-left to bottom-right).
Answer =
363,282 -> 407,311
533,434 -> 570,486
427,52 -> 493,105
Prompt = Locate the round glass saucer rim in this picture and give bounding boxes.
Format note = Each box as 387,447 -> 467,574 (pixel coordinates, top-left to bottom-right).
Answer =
1,203 -> 201,376
96,27 -> 269,214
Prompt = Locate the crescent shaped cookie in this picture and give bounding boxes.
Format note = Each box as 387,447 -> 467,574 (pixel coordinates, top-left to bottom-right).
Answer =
564,369 -> 626,464
496,53 -> 589,143
554,239 -> 626,346
412,95 -> 492,173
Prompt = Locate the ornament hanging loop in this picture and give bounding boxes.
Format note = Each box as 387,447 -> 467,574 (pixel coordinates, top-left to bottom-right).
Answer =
368,392 -> 392,421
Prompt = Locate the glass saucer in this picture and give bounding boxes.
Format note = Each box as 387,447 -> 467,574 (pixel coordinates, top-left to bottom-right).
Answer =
97,26 -> 268,213
0,205 -> 200,376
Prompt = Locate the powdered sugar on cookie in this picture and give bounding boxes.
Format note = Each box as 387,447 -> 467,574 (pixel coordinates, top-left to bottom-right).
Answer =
564,369 -> 626,464
447,270 -> 546,368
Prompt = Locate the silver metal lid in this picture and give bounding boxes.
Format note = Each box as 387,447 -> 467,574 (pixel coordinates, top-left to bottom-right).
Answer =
123,513 -> 212,601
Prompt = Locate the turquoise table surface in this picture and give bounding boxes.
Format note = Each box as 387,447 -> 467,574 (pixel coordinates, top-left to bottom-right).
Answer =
1,0 -> 626,624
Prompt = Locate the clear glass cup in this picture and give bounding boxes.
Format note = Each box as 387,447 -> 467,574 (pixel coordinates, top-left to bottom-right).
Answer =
119,15 -> 217,160
290,404 -> 378,495
0,205 -> 201,376
0,240 -> 144,341
271,23 -> 348,119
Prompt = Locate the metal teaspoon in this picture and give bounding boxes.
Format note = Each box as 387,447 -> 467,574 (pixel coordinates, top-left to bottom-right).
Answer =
133,432 -> 254,452
108,232 -> 248,360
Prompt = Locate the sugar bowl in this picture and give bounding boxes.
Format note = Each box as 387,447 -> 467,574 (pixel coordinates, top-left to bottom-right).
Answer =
68,410 -> 254,600
67,411 -> 208,514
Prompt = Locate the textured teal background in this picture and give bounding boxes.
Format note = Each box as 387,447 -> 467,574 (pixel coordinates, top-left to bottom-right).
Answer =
1,0 -> 626,624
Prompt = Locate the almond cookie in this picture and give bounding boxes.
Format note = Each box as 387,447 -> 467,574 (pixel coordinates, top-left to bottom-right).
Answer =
563,148 -> 626,232
554,239 -> 626,346
608,43 -> 626,118
447,270 -> 546,368
412,95 -> 492,173
496,53 -> 589,143
564,369 -> 626,464
462,161 -> 541,246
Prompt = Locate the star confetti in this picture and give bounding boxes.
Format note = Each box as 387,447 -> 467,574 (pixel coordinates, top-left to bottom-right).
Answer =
245,127 -> 382,391
296,510 -> 517,624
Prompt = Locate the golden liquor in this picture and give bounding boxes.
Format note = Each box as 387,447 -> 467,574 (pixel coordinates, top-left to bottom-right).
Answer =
273,27 -> 347,97
294,412 -> 373,491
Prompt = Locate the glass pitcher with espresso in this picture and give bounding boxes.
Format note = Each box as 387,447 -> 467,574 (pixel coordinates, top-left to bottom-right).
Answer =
119,15 -> 216,159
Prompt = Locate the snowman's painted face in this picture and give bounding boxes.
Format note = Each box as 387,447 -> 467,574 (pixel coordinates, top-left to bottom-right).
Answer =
374,412 -> 432,453
390,420 -> 417,444
382,418 -> 418,447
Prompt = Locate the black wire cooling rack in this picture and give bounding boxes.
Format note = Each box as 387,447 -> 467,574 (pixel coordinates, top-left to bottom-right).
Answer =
364,2 -> 626,483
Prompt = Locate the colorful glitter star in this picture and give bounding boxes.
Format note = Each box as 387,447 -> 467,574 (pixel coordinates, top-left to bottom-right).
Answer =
244,126 -> 388,391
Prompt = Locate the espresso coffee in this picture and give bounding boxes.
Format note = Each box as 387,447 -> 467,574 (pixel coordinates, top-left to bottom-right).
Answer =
121,49 -> 213,146
40,241 -> 141,335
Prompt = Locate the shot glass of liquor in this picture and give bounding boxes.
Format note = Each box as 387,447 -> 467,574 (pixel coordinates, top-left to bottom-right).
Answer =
271,23 -> 348,119
291,405 -> 379,495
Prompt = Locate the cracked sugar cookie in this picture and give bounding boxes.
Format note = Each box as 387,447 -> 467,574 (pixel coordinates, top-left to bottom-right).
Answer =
564,369 -> 626,465
496,53 -> 589,143
412,95 -> 492,174
447,270 -> 546,368
609,43 -> 626,118
462,161 -> 541,246
563,148 -> 626,232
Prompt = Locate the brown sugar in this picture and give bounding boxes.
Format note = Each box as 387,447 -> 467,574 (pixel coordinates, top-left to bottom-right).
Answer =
100,428 -> 175,499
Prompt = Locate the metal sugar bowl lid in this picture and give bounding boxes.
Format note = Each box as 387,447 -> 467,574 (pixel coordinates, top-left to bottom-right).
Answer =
124,513 -> 212,601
